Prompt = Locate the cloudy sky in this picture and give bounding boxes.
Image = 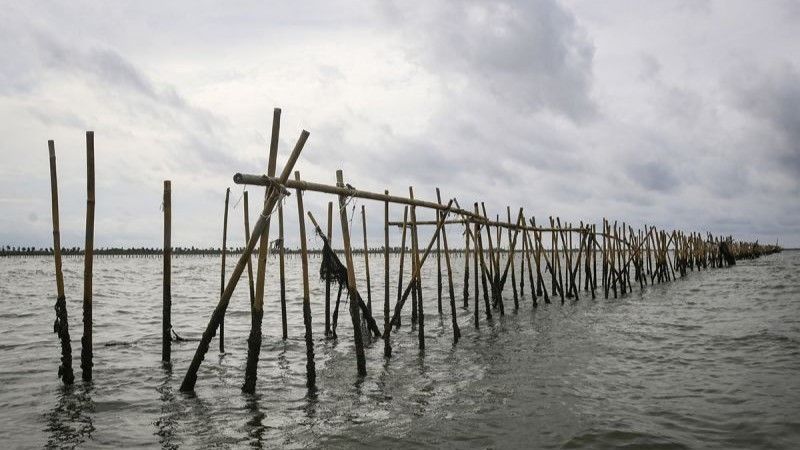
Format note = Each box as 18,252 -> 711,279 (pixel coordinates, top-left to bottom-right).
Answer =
1,0 -> 798,249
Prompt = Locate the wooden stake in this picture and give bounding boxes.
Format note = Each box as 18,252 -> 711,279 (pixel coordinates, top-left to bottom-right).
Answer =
436,189 -> 443,315
219,187 -> 230,353
437,189 -> 460,343
325,201 -> 333,337
243,191 -> 255,307
473,204 -> 480,327
81,131 -> 95,382
242,108 -> 283,394
336,170 -> 366,376
463,215 -> 470,308
48,140 -> 73,384
394,207 -> 408,330
278,202 -> 287,340
409,187 -> 424,350
361,205 -> 372,315
508,206 -> 518,310
163,180 -> 172,363
383,191 -> 391,357
294,171 -> 316,388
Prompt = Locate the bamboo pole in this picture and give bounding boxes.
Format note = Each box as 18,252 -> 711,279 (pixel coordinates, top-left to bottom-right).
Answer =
383,191 -> 391,357
387,200 -> 454,328
508,207 -> 518,310
243,192 -> 255,307
436,189 -> 443,315
81,131 -> 95,382
182,129 -> 308,394
522,223 -> 537,307
48,140 -> 73,384
393,207 -> 408,331
409,187 -> 424,350
163,180 -> 172,363
237,174 -> 586,234
278,202 -> 287,340
437,190 -> 460,343
219,187 -> 230,353
336,170 -> 367,376
361,205 -> 372,315
473,204 -> 480,328
520,214 -> 527,300
325,201 -> 333,337
463,215 -> 470,308
294,171 -> 315,389
242,108 -> 283,394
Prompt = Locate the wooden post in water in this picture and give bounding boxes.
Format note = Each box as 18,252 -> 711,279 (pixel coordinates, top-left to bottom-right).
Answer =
81,131 -> 95,382
437,190 -> 460,343
278,202 -> 287,340
409,187 -> 424,350
361,205 -> 372,315
163,180 -> 172,363
48,140 -> 74,384
336,170 -> 367,376
508,206 -> 518,310
294,172 -> 316,388
436,189 -> 443,315
325,201 -> 333,337
219,187 -> 230,353
463,216 -> 471,308
394,207 -> 408,330
383,191 -> 391,357
243,191 -> 255,306
473,204 -> 480,327
242,108 -> 283,394
520,213 -> 527,301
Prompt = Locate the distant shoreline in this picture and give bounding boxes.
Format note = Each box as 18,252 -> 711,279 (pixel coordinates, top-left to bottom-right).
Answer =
1,247 -> 791,257
0,247 -> 470,257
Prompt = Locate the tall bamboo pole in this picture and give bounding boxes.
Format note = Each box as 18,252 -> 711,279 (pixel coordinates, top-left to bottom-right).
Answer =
219,187 -> 230,353
361,205 -> 372,315
294,171 -> 315,388
163,180 -> 172,363
243,191 -> 255,307
394,207 -> 408,331
409,187 -> 424,350
49,140 -> 73,384
383,191 -> 391,357
473,203 -> 480,327
336,170 -> 367,376
508,206 -> 518,310
81,131 -> 95,382
436,189 -> 443,315
278,202 -> 287,340
325,201 -> 333,337
463,215 -> 470,308
242,108 -> 283,394
437,189 -> 460,343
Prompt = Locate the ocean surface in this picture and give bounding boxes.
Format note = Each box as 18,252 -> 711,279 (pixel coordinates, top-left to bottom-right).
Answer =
0,250 -> 798,449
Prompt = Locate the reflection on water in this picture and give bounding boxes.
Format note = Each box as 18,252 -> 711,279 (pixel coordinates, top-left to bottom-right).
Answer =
1,252 -> 799,448
154,364 -> 179,450
44,384 -> 95,448
244,394 -> 265,449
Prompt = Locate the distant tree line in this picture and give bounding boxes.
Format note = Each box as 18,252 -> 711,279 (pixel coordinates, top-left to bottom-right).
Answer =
0,245 -> 474,257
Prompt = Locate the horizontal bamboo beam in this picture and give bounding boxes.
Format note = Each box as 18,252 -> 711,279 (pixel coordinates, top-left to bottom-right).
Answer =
233,173 -> 638,248
234,173 -> 587,233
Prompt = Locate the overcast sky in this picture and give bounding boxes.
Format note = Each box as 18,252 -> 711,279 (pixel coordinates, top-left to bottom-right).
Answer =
1,0 -> 798,249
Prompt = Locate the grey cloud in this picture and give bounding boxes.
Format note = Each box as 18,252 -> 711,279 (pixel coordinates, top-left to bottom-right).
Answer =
382,0 -> 596,122
732,63 -> 800,177
627,161 -> 680,193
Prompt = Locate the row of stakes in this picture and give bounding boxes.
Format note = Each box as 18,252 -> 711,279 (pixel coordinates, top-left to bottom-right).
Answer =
46,109 -> 782,391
